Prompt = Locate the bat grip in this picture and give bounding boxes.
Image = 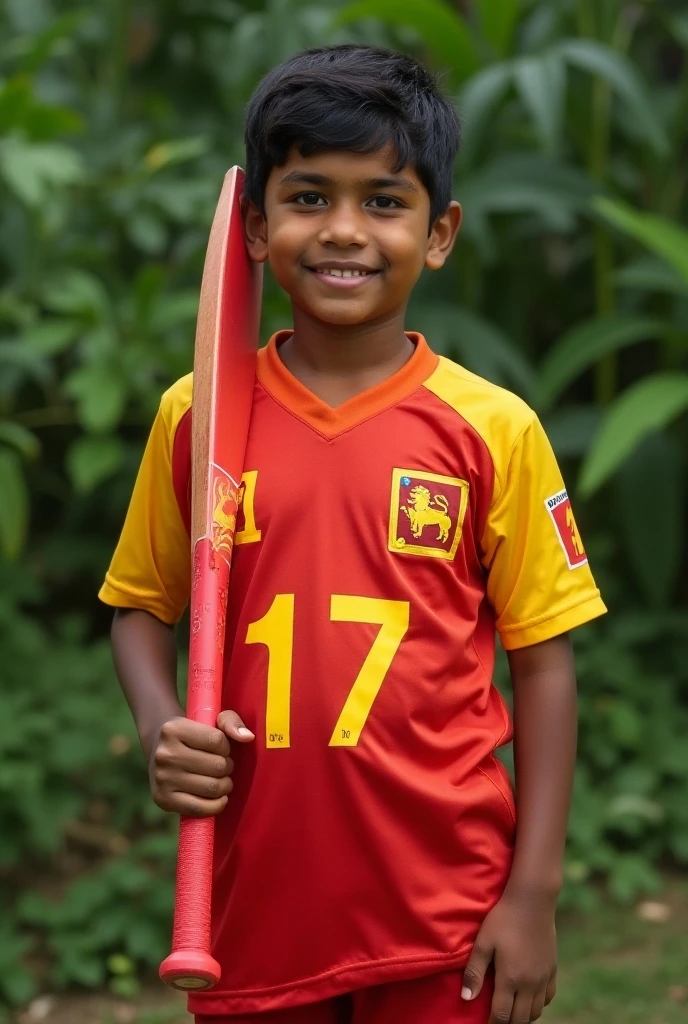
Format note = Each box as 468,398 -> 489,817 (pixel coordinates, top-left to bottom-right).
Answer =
160,537 -> 229,991
159,814 -> 219,990
173,814 -> 214,951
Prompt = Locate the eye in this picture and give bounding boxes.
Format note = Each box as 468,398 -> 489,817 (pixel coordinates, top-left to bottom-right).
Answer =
367,195 -> 403,210
294,192 -> 326,207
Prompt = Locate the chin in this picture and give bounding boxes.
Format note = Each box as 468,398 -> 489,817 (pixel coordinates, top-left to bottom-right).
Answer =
301,301 -> 381,326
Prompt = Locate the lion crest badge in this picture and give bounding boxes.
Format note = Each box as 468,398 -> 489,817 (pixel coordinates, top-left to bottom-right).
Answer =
388,469 -> 469,560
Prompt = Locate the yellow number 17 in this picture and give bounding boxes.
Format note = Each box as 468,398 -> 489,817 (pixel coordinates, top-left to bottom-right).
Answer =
245,595 -> 410,748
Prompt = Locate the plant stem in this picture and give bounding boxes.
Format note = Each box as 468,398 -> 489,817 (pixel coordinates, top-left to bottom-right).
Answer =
660,56 -> 688,217
591,71 -> 615,403
579,0 -> 616,405
104,0 -> 130,126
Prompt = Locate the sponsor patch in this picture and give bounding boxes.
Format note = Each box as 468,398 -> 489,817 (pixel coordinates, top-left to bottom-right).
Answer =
545,489 -> 588,569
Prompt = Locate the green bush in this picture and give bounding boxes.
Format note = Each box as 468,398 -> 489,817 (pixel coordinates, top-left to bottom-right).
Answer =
0,568 -> 176,1003
0,0 -> 686,1008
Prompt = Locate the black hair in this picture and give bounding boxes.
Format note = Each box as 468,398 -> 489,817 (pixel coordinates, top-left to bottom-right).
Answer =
243,44 -> 461,227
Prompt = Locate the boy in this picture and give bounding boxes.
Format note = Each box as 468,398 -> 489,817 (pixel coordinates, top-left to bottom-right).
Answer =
100,45 -> 606,1024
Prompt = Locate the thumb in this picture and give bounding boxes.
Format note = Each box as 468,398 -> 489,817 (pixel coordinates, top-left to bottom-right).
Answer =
461,934 -> 494,1001
217,710 -> 255,742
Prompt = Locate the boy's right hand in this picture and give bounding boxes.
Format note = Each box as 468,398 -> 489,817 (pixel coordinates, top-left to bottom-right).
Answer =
149,710 -> 255,817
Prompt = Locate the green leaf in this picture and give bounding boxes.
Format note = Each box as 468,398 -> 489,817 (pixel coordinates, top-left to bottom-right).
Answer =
337,0 -> 480,79
41,269 -> 110,318
414,302 -> 535,397
0,422 -> 40,460
579,374 -> 688,495
17,11 -> 88,75
614,434 -> 684,607
0,963 -> 37,1007
126,211 -> 169,254
457,62 -> 513,168
4,0 -> 51,34
66,436 -> 125,493
107,952 -> 135,976
124,917 -> 165,962
24,319 -> 82,355
595,197 -> 688,283
557,39 -> 669,156
0,449 -> 29,559
0,78 -> 33,133
475,0 -> 519,56
0,136 -> 84,206
63,953 -> 106,988
65,364 -> 127,432
513,51 -> 566,154
0,76 -> 82,138
536,314 -> 668,410
459,154 -> 596,240
451,308 -> 535,398
109,975 -> 140,997
615,255 -> 688,296
149,291 -> 199,333
669,12 -> 688,48
543,405 -> 604,459
0,341 -> 50,387
143,136 -> 209,172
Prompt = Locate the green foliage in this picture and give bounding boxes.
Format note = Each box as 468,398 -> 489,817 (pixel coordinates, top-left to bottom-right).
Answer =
0,569 -> 176,1004
337,0 -> 480,75
0,0 -> 686,1007
566,611 -> 688,908
596,198 -> 688,282
580,375 -> 688,495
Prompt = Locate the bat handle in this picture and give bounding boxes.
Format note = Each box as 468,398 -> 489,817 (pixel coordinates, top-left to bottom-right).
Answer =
160,706 -> 221,990
159,813 -> 221,990
161,537 -> 228,991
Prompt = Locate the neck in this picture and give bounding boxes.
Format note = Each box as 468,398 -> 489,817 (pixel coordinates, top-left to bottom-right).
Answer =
282,305 -> 413,375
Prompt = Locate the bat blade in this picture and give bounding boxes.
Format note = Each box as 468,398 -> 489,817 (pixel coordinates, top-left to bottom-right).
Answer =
160,166 -> 262,992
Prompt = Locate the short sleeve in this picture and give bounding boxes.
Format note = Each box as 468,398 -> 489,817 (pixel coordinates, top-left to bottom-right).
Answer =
98,381 -> 192,625
481,412 -> 606,650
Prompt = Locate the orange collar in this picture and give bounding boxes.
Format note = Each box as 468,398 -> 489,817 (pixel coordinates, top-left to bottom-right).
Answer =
256,330 -> 438,438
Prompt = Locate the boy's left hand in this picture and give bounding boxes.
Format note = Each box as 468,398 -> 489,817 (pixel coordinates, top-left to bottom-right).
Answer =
461,888 -> 557,1023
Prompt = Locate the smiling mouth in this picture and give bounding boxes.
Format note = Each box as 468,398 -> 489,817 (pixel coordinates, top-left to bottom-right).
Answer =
309,267 -> 380,278
306,267 -> 381,289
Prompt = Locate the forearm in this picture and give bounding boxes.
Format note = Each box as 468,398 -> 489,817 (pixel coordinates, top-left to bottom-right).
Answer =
111,608 -> 184,760
506,633 -> 577,897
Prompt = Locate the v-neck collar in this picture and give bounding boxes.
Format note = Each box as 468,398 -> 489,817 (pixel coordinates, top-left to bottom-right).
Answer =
256,330 -> 439,438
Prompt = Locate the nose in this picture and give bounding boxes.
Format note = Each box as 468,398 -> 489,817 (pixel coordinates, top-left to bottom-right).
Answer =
317,200 -> 368,249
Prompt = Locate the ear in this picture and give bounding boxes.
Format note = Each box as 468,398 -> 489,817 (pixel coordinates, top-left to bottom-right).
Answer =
243,200 -> 269,263
426,201 -> 462,271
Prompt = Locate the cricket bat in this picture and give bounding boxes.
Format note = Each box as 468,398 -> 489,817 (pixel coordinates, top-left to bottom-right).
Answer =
159,166 -> 262,991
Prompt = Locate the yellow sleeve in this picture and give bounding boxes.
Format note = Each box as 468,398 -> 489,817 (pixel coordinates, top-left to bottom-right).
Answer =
482,411 -> 606,650
98,376 -> 192,625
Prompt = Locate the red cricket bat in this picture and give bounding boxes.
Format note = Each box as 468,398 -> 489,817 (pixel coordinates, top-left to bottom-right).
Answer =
159,166 -> 262,992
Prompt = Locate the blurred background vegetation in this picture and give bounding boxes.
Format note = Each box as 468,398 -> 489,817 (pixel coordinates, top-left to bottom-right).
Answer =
0,0 -> 687,1020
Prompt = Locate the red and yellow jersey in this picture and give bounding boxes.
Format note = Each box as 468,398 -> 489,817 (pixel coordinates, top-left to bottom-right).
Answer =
100,332 -> 605,1016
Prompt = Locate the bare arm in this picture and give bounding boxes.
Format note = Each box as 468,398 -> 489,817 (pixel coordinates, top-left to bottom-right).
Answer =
111,608 -> 183,760
507,632 -> 577,897
463,633 -> 577,1024
111,608 -> 254,816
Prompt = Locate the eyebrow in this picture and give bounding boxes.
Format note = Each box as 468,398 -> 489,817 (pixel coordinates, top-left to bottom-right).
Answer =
278,171 -> 419,194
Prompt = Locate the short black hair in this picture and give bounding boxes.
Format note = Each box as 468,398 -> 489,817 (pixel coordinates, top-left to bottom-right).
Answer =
244,44 -> 461,226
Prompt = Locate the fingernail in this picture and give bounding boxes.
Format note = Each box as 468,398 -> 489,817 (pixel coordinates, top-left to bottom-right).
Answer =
237,726 -> 254,738
461,987 -> 473,1001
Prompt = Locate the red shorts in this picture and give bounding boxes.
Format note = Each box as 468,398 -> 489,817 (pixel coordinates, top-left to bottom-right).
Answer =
195,970 -> 493,1024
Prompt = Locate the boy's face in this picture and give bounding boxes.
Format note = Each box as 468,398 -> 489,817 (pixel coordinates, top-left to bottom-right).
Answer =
244,145 -> 461,328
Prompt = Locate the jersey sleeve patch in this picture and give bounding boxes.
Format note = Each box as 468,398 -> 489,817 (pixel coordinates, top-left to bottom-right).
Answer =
545,490 -> 588,569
